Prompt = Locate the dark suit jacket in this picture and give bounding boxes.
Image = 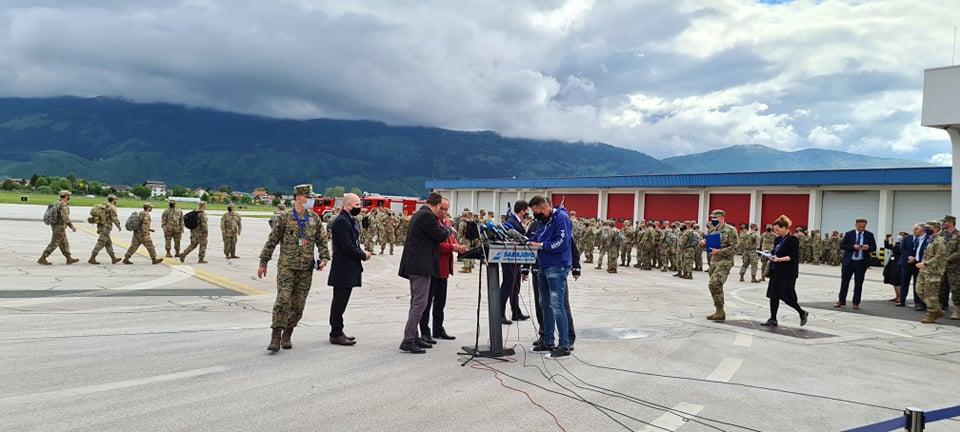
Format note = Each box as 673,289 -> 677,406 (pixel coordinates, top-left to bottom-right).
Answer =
328,211 -> 366,288
898,235 -> 918,268
398,205 -> 450,279
840,229 -> 877,265
769,234 -> 800,281
915,235 -> 931,263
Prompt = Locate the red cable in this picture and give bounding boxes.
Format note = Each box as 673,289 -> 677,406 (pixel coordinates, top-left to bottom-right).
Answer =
470,361 -> 568,432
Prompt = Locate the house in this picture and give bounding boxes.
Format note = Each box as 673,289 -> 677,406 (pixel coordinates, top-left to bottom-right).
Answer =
210,191 -> 230,203
192,188 -> 208,198
257,194 -> 276,204
143,181 -> 167,198
105,184 -> 132,193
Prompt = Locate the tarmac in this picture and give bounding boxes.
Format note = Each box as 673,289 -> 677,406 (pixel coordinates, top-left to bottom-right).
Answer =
2,203 -> 959,432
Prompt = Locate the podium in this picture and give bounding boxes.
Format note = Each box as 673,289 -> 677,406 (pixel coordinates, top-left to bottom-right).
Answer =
460,242 -> 539,359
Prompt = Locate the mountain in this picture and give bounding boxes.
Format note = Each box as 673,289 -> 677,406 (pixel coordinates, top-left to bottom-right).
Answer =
662,144 -> 930,173
0,97 -> 670,196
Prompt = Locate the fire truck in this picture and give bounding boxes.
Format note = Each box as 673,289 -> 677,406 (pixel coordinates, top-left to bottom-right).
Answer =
310,196 -> 339,221
361,194 -> 424,216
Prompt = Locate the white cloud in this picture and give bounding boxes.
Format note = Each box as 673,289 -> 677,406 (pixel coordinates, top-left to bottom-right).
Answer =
0,0 -> 952,160
930,153 -> 952,166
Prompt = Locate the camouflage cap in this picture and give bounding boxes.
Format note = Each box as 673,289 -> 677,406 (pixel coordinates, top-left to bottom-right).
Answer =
199,200 -> 207,206
926,220 -> 941,230
168,198 -> 176,203
143,202 -> 152,209
710,209 -> 725,217
277,203 -> 286,209
59,190 -> 72,197
293,184 -> 315,197
463,208 -> 471,213
227,203 -> 235,209
944,215 -> 956,223
107,194 -> 118,200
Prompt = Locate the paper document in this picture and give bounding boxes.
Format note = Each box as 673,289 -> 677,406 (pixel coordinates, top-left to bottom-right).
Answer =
757,250 -> 774,259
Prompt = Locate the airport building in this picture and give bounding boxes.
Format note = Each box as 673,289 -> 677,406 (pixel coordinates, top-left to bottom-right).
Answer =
426,167 -> 951,236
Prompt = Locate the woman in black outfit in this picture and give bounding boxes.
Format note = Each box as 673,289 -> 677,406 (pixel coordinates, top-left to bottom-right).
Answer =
763,215 -> 809,327
882,233 -> 903,303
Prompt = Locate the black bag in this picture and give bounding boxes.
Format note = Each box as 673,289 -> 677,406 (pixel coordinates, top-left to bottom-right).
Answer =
362,216 -> 370,229
184,210 -> 200,230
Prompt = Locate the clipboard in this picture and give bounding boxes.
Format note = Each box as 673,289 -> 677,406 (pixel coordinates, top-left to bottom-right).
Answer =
705,233 -> 721,253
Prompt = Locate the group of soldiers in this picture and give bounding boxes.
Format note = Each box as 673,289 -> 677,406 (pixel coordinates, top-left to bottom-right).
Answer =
37,190 -> 240,266
350,207 -> 411,256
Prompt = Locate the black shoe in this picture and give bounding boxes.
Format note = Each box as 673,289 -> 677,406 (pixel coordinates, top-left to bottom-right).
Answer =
512,314 -> 530,321
895,303 -> 905,307
415,338 -> 433,349
501,318 -> 513,325
761,319 -> 778,327
420,335 -> 437,345
532,343 -> 555,353
435,331 -> 456,340
914,306 -> 927,311
548,347 -> 571,359
399,342 -> 426,354
800,311 -> 809,326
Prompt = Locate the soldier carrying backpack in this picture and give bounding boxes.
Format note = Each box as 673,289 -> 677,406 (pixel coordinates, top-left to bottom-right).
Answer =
122,203 -> 162,265
38,190 -> 79,265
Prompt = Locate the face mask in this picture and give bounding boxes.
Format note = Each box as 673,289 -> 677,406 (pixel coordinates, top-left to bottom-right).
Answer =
710,219 -> 719,227
925,228 -> 934,236
680,225 -> 687,231
350,207 -> 362,216
766,227 -> 772,232
169,203 -> 175,208
534,211 -> 549,222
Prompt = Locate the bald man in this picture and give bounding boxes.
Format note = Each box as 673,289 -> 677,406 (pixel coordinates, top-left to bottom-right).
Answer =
326,193 -> 371,345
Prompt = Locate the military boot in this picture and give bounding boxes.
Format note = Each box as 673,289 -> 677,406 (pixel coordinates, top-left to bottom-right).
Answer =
179,253 -> 186,263
267,328 -> 282,352
66,257 -> 80,265
165,250 -> 173,258
921,312 -> 940,324
706,305 -> 726,321
152,258 -> 163,265
88,255 -> 100,265
122,257 -> 133,265
197,258 -> 208,264
751,276 -> 760,283
111,256 -> 122,264
739,274 -> 745,282
37,256 -> 52,265
951,309 -> 960,320
280,328 -> 294,349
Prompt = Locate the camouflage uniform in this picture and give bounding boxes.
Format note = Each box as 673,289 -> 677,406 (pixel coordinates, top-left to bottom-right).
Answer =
828,232 -> 842,265
620,221 -> 635,266
180,209 -> 208,262
677,224 -> 697,279
605,221 -> 620,273
40,198 -> 77,263
942,218 -> 960,319
90,199 -> 122,264
399,215 -> 411,244
694,226 -> 704,271
582,221 -> 597,264
123,206 -> 159,263
661,227 -> 677,272
796,229 -> 810,263
738,228 -> 760,282
161,203 -> 184,257
381,211 -> 398,255
918,222 -> 946,323
705,211 -> 738,320
760,229 -> 777,280
260,204 -> 330,330
359,212 -> 376,252
638,225 -> 655,270
221,209 -> 242,258
595,223 -> 611,270
810,230 -> 823,265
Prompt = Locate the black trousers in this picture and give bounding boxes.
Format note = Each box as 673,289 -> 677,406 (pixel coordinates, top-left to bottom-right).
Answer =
500,264 -> 523,318
899,265 -> 920,307
420,277 -> 449,336
839,260 -> 868,305
329,286 -> 353,337
531,270 -> 575,345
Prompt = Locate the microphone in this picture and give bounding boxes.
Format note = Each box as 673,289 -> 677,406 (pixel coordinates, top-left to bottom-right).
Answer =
485,221 -> 507,241
504,228 -> 528,243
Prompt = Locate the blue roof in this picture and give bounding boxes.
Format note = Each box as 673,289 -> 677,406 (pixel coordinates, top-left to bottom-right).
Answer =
425,167 -> 952,190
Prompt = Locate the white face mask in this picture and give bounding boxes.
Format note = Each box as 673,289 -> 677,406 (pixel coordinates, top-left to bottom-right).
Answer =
305,198 -> 315,208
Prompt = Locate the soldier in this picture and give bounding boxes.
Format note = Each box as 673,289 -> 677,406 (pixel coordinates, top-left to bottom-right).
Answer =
594,220 -> 609,270
941,215 -> 960,320
582,219 -> 597,264
457,209 -> 476,272
917,221 -> 946,324
661,223 -> 678,272
795,227 -> 809,263
829,231 -> 842,266
810,229 -> 823,265
89,194 -> 123,265
677,221 -> 697,279
620,220 -> 635,267
399,213 -> 411,243
38,190 -> 79,265
221,203 -> 242,259
381,210 -> 398,255
638,222 -> 655,270
358,209 -> 375,253
179,201 -> 209,264
760,224 -> 776,281
701,209 -> 738,321
739,223 -> 761,283
606,220 -> 621,273
161,198 -> 184,258
257,184 -> 331,351
123,203 -> 163,265
694,224 -> 705,271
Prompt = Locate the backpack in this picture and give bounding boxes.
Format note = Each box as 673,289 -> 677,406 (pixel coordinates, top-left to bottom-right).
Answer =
125,212 -> 142,232
184,211 -> 200,230
613,230 -> 625,247
43,203 -> 60,226
89,204 -> 107,225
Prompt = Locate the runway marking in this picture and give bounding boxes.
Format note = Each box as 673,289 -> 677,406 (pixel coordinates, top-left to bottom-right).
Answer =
706,357 -> 742,382
0,269 -> 192,307
0,365 -> 230,406
869,327 -> 914,338
640,402 -> 704,432
731,286 -> 765,308
733,333 -> 754,347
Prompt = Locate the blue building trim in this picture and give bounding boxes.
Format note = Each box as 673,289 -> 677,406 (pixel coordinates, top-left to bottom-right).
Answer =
425,167 -> 951,190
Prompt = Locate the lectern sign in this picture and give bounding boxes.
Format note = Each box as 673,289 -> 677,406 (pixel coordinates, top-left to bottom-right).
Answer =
486,243 -> 539,264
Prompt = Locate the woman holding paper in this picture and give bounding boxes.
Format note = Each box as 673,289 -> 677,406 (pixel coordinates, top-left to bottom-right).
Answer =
763,215 -> 809,327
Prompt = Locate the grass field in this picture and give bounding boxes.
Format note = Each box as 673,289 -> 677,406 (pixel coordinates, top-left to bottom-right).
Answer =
0,191 -> 278,214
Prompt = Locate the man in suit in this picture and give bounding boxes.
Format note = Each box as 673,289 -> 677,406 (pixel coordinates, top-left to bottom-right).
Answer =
327,193 -> 371,346
398,192 -> 451,354
499,200 -> 531,324
835,218 -> 878,309
899,225 -> 926,309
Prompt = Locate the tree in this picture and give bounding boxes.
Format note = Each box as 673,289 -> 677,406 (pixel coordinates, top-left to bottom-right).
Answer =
200,192 -> 210,202
240,195 -> 253,205
350,187 -> 362,196
34,176 -> 49,188
218,185 -> 232,194
132,185 -> 151,200
171,185 -> 189,197
36,186 -> 52,194
29,174 -> 39,186
56,179 -> 72,192
67,174 -> 77,187
1,179 -> 18,191
272,196 -> 282,206
324,186 -> 345,197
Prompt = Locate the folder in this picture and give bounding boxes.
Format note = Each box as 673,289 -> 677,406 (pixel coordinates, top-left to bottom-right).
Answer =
705,233 -> 721,253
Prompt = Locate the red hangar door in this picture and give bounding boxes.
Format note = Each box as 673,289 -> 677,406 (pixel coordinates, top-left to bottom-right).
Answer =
708,193 -> 750,227
552,193 -> 599,219
760,193 -> 809,232
607,193 -> 635,227
643,194 -> 699,222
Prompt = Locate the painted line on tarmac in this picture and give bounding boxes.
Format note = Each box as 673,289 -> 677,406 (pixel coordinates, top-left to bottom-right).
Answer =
0,365 -> 230,406
639,402 -> 705,432
0,269 -> 192,308
731,286 -> 765,308
706,357 -> 743,382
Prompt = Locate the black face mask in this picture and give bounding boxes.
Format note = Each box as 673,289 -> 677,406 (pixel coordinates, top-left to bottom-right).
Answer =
925,228 -> 934,236
533,211 -> 549,222
680,225 -> 687,231
766,228 -> 772,232
350,207 -> 362,216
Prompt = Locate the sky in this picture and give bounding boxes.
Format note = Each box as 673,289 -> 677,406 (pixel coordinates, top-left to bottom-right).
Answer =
0,0 -> 958,163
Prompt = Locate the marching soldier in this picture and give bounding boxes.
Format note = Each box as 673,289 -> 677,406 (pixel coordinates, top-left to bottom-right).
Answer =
38,190 -> 79,265
162,198 -> 184,258
701,210 -> 738,321
257,184 -> 330,351
123,203 -> 163,265
917,220 -> 946,324
89,194 -> 123,265
739,223 -> 760,283
221,203 -> 242,259
180,201 -> 209,264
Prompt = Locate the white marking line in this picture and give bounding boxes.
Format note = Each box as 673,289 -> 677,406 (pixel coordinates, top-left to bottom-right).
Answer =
731,286 -> 765,308
706,357 -> 743,382
0,267 -> 191,308
733,333 -> 754,347
640,402 -> 704,432
869,327 -> 914,338
0,365 -> 230,406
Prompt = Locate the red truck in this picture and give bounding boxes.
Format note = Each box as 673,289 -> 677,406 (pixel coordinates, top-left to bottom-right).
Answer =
310,196 -> 339,221
362,194 -> 424,216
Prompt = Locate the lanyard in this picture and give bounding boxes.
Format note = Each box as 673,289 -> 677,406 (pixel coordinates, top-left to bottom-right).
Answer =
292,209 -> 308,239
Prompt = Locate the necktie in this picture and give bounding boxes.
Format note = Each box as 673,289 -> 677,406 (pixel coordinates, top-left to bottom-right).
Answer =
856,232 -> 863,259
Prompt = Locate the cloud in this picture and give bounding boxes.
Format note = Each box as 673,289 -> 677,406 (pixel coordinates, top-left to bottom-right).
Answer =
0,0 -> 952,161
930,153 -> 952,166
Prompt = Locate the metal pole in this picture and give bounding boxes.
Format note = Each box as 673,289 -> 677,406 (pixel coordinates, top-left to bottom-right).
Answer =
487,263 -> 503,355
904,408 -> 924,431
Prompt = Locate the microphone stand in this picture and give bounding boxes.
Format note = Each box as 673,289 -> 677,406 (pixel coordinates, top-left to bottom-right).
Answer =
459,224 -> 509,366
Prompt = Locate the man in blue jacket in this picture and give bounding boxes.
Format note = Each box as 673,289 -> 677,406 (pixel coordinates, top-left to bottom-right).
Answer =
527,195 -> 573,359
835,218 -> 878,309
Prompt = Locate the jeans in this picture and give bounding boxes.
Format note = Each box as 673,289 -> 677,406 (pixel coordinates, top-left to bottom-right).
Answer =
420,277 -> 449,336
537,266 -> 571,349
329,286 -> 353,337
532,269 -> 575,345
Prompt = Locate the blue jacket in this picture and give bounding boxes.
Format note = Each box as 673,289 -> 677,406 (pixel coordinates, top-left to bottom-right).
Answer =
533,207 -> 572,269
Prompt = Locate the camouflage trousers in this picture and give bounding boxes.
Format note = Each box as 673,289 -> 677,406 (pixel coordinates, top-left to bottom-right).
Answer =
181,230 -> 207,259
606,246 -> 619,272
680,250 -> 695,277
620,244 -> 633,266
272,266 -> 314,329
739,252 -> 758,278
363,235 -> 374,252
222,232 -> 238,257
760,256 -> 771,279
707,258 -> 733,307
42,226 -> 72,258
917,272 -> 942,313
582,241 -> 594,263
91,225 -> 117,259
660,246 -> 674,271
811,248 -> 822,265
164,229 -> 182,255
595,247 -> 607,269
380,234 -> 395,255
642,246 -> 656,269
125,233 -> 157,260
947,268 -> 960,307
694,247 -> 704,270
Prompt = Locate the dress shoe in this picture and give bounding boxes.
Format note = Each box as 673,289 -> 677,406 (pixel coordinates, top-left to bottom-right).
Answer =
800,310 -> 809,326
761,319 -> 778,327
399,342 -> 426,354
501,318 -> 513,325
415,338 -> 433,349
329,335 -> 356,346
512,314 -> 530,322
267,328 -> 282,352
344,335 -> 357,341
435,331 -> 456,340
420,335 -> 437,345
